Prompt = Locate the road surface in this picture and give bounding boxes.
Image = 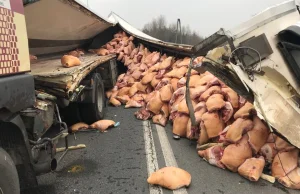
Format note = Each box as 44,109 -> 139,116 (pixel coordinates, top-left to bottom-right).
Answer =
29,106 -> 296,194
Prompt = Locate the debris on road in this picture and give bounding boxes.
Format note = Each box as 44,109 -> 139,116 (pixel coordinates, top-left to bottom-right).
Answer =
90,120 -> 116,132
261,173 -> 276,184
70,120 -> 118,133
114,122 -> 121,127
56,144 -> 86,153
147,166 -> 191,190
70,122 -> 89,133
94,31 -> 300,190
68,165 -> 85,173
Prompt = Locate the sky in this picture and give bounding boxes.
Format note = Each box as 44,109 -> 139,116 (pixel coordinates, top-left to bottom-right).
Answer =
78,0 -> 289,37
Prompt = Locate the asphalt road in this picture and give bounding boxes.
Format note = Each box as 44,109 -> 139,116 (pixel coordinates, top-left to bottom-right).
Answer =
29,106 -> 298,194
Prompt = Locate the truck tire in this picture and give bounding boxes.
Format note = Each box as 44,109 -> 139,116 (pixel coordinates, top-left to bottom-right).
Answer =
60,102 -> 82,126
0,148 -> 20,194
80,73 -> 105,124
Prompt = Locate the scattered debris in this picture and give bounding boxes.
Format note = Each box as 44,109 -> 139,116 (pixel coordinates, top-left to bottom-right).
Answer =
147,167 -> 191,190
90,31 -> 300,190
68,165 -> 84,173
56,144 -> 86,153
70,122 -> 89,133
261,173 -> 276,183
90,120 -> 116,132
114,122 -> 121,127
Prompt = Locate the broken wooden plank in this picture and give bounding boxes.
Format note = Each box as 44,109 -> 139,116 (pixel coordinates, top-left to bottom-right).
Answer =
56,144 -> 86,153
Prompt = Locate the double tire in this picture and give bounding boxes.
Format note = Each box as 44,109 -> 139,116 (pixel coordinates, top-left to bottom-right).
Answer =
79,73 -> 105,124
0,148 -> 19,194
62,73 -> 105,126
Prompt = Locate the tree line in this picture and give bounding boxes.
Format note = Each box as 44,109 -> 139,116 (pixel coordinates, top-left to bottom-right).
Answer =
142,15 -> 203,45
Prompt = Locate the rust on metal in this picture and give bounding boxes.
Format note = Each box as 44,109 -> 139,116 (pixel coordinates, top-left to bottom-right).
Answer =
31,54 -> 115,99
36,90 -> 57,101
35,99 -> 52,111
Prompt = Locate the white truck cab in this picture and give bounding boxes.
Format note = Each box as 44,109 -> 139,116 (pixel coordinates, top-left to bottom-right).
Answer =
193,0 -> 300,148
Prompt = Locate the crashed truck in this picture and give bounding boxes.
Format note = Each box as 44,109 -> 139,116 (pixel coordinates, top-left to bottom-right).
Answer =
1,0 -> 300,193
189,0 -> 300,150
0,0 -> 193,193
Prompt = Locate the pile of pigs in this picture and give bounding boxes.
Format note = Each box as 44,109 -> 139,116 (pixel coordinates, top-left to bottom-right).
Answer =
102,31 -> 300,189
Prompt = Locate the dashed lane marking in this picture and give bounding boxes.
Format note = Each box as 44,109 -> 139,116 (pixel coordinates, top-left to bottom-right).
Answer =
155,124 -> 189,194
143,121 -> 163,194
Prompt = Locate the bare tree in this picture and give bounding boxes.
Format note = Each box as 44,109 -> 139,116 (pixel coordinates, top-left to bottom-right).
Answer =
142,15 -> 203,45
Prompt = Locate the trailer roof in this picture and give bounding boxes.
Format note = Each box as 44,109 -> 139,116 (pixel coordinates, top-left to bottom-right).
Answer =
108,12 -> 194,56
25,0 -> 115,55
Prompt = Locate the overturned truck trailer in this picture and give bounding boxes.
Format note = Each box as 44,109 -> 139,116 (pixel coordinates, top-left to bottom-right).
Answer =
25,0 -> 121,124
192,0 -> 300,148
26,0 -> 195,125
25,0 -> 300,148
26,0 -> 194,108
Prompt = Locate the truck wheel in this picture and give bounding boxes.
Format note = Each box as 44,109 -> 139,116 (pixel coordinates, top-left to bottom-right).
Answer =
0,148 -> 20,194
80,73 -> 105,124
60,102 -> 82,126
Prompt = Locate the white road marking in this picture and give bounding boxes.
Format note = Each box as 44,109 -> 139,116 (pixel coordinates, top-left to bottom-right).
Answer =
143,121 -> 163,194
155,124 -> 189,194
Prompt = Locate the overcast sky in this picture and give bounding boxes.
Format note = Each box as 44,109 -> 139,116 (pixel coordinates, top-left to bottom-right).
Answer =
79,0 -> 288,37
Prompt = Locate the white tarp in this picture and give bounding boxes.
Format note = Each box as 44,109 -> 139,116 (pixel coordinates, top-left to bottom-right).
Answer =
108,12 -> 161,42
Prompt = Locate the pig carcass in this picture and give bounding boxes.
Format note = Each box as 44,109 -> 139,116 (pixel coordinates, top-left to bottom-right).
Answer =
146,91 -> 164,115
247,116 -> 270,154
159,84 -> 173,102
147,167 -> 191,190
260,143 -> 278,163
206,94 -> 226,112
220,135 -> 253,172
272,149 -> 299,178
135,108 -> 153,120
234,102 -> 256,119
278,168 -> 300,189
90,120 -> 115,132
198,145 -> 225,169
173,114 -> 189,137
199,86 -> 221,101
221,87 -> 239,109
238,157 -> 265,182
221,102 -> 234,123
202,112 -> 225,139
225,118 -> 253,143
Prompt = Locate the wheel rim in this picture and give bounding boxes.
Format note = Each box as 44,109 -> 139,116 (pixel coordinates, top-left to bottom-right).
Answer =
97,85 -> 103,113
